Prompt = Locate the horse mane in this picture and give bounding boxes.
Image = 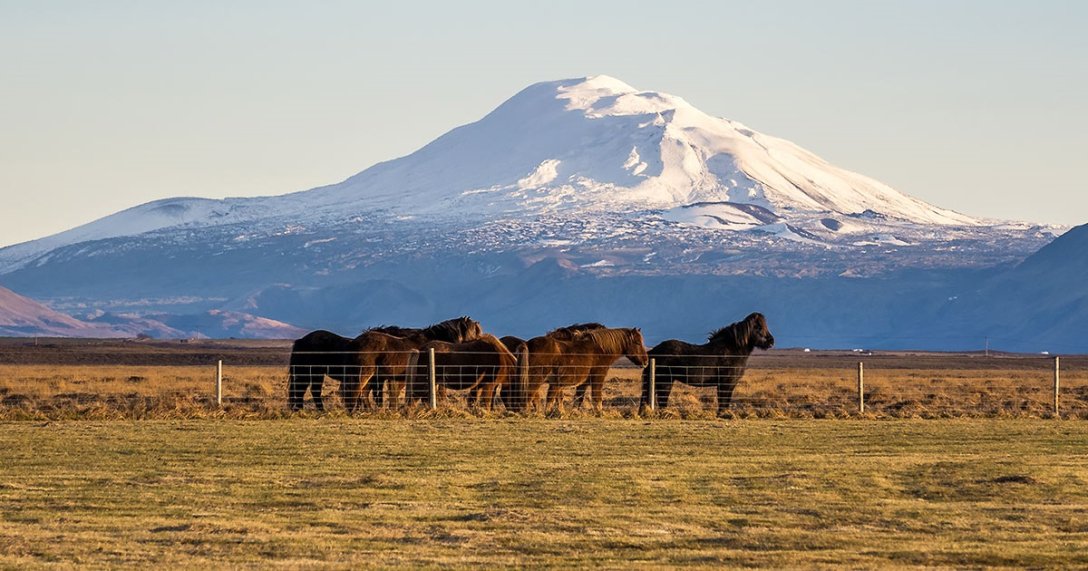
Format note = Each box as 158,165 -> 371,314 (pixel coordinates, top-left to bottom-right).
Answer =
546,322 -> 607,340
367,325 -> 419,337
365,316 -> 479,342
576,327 -> 640,354
707,313 -> 762,349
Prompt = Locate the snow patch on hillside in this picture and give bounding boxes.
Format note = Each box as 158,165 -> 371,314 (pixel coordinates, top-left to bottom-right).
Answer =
518,159 -> 562,189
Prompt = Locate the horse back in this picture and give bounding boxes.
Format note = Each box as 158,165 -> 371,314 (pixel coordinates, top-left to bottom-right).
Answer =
500,335 -> 526,353
291,330 -> 355,367
525,335 -> 570,367
648,339 -> 700,357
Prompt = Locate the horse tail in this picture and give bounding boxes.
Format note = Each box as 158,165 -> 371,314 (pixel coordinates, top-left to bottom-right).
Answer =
512,343 -> 529,412
287,344 -> 309,411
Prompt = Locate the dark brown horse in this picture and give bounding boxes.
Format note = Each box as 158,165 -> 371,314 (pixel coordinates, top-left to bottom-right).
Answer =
287,316 -> 483,411
407,334 -> 525,411
640,312 -> 774,415
522,326 -> 648,412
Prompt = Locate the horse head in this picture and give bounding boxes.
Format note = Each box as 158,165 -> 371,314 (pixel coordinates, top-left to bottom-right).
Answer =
455,316 -> 484,342
625,328 -> 650,368
745,313 -> 775,351
425,316 -> 484,343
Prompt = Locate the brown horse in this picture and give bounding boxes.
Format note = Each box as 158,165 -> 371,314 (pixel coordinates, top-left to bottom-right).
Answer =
337,331 -> 421,413
407,334 -> 525,411
286,316 -> 483,411
522,327 -> 648,413
495,325 -> 599,409
640,312 -> 774,415
362,318 -> 484,406
500,323 -> 605,352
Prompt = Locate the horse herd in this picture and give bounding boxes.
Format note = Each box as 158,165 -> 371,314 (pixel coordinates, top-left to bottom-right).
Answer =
287,312 -> 775,415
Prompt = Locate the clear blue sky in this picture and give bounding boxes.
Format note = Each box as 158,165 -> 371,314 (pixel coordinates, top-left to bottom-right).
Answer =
2,0 -> 1085,247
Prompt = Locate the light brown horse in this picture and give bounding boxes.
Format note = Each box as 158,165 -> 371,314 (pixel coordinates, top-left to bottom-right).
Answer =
407,334 -> 525,411
522,327 -> 648,413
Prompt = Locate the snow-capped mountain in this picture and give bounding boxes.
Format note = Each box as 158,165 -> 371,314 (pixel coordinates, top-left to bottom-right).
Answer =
0,76 -> 1011,273
0,76 -> 1071,348
302,75 -> 978,225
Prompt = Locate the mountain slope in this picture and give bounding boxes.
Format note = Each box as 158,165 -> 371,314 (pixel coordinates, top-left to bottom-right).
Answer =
965,223 -> 1088,350
0,285 -> 120,337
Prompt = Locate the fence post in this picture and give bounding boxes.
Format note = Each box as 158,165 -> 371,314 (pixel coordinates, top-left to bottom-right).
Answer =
1054,356 -> 1060,417
216,359 -> 223,407
857,361 -> 864,414
516,346 -> 528,412
428,348 -> 437,411
648,358 -> 657,411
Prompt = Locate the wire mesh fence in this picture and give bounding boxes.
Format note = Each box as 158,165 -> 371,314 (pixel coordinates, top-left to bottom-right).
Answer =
0,344 -> 1084,419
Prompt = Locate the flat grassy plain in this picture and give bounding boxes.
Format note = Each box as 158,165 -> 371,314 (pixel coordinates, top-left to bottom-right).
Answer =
2,419 -> 1087,568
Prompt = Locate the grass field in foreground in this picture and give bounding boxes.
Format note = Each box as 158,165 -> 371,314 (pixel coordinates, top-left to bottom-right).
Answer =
2,420 -> 1087,568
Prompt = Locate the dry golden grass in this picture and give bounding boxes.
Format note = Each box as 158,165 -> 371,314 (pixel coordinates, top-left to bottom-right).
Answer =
1,419 -> 1087,568
1,360 -> 1085,419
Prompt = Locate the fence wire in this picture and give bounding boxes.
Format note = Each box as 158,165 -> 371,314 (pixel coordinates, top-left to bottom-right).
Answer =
0,349 -> 1083,419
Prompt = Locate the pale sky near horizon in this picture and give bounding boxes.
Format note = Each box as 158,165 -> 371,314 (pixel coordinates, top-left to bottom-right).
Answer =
2,0 -> 1085,247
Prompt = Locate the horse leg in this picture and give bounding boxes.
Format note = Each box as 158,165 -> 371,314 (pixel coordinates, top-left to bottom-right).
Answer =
656,376 -> 674,410
371,371 -> 384,409
311,375 -> 326,412
639,366 -> 654,412
591,378 -> 605,412
340,367 -> 366,414
572,383 -> 588,408
716,379 -> 738,415
287,367 -> 308,411
358,367 -> 377,412
546,384 -> 565,414
479,377 -> 499,411
386,377 -> 404,409
526,369 -> 548,413
477,368 -> 495,409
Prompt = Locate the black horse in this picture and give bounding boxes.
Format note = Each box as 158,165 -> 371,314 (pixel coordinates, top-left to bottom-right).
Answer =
287,316 -> 483,411
286,329 -> 357,412
640,313 -> 774,415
